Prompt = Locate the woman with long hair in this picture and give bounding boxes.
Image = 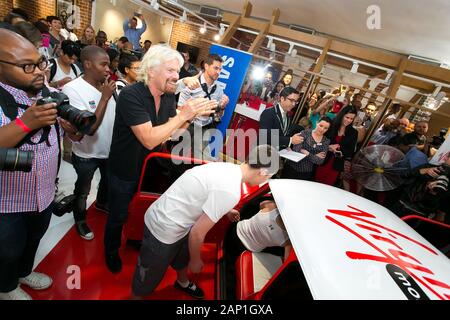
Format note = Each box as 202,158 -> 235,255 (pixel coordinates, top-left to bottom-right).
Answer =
280,69 -> 293,86
80,25 -> 96,46
266,80 -> 285,104
282,117 -> 331,181
315,105 -> 358,186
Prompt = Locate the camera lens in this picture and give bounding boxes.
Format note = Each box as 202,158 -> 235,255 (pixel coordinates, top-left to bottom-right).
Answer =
57,104 -> 96,134
41,92 -> 96,135
0,148 -> 34,172
433,175 -> 449,194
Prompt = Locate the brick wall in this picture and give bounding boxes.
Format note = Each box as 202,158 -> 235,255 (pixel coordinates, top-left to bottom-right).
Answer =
13,0 -> 55,22
10,0 -> 91,38
0,0 -> 13,20
169,20 -> 216,68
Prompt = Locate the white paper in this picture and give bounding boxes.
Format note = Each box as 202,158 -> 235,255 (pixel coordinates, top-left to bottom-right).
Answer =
279,149 -> 307,162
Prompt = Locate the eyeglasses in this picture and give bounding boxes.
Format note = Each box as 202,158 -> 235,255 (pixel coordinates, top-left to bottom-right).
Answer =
0,56 -> 48,74
285,97 -> 298,104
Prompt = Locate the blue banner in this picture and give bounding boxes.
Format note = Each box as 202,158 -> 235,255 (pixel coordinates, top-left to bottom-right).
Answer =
209,44 -> 253,137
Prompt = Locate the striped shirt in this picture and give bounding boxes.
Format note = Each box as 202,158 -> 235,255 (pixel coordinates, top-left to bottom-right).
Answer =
0,82 -> 60,213
287,128 -> 330,173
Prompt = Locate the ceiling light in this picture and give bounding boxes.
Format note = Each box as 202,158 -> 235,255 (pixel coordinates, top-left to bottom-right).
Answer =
266,36 -> 273,49
214,33 -> 220,41
290,48 -> 298,57
180,10 -> 187,23
251,66 -> 265,81
150,0 -> 159,10
219,24 -> 225,36
200,23 -> 207,34
350,62 -> 359,73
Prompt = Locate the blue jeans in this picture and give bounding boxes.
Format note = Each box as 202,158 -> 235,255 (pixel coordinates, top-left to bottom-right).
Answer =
103,173 -> 138,256
0,204 -> 53,292
72,153 -> 109,223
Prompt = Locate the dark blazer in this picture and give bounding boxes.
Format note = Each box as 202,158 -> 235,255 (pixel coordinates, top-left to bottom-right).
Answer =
328,125 -> 358,172
259,104 -> 303,149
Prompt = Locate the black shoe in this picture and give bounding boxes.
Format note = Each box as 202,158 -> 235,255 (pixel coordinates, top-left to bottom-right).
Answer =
75,221 -> 94,240
174,281 -> 204,299
105,253 -> 122,274
126,239 -> 142,251
94,202 -> 109,214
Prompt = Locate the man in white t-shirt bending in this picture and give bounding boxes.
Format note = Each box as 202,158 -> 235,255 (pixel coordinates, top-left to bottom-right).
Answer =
62,45 -> 116,240
131,145 -> 279,299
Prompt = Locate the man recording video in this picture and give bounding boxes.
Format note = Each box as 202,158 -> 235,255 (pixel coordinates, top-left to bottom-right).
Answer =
0,29 -> 81,300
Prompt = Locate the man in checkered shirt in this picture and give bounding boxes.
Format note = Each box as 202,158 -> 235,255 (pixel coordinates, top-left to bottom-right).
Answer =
0,29 -> 79,300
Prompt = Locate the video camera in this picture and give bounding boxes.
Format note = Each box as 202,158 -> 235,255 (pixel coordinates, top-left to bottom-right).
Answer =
37,92 -> 96,134
0,148 -> 34,172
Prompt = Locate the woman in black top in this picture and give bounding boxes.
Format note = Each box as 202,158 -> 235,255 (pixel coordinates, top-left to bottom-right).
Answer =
281,117 -> 332,181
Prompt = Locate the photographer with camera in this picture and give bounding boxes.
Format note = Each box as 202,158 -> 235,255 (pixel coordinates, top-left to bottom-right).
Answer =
0,29 -> 80,300
61,45 -> 117,241
390,156 -> 450,223
177,53 -> 229,160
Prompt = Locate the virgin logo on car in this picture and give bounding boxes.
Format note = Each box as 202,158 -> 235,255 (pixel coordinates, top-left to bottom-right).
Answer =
325,205 -> 450,300
386,264 -> 429,300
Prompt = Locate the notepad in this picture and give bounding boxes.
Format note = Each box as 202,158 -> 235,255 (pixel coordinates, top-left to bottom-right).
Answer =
279,149 -> 307,162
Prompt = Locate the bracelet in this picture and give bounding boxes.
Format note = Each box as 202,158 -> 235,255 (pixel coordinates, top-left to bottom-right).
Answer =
15,118 -> 32,133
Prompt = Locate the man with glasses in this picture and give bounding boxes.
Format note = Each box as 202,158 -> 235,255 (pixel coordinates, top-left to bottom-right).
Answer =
0,29 -> 78,300
259,86 -> 304,150
177,53 -> 229,160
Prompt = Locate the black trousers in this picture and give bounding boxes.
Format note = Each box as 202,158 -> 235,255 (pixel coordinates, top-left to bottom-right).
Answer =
72,153 -> 109,223
103,172 -> 139,256
0,204 -> 53,292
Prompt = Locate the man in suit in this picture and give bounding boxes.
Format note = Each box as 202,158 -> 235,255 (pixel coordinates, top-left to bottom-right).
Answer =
259,86 -> 304,149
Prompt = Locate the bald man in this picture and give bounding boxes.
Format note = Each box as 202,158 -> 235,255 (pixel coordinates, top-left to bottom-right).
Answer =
61,45 -> 116,241
0,29 -> 78,300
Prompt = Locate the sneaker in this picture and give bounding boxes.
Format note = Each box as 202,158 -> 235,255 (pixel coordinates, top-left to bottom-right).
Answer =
174,281 -> 204,299
0,287 -> 32,300
94,202 -> 109,214
19,272 -> 52,290
75,221 -> 94,240
105,253 -> 122,274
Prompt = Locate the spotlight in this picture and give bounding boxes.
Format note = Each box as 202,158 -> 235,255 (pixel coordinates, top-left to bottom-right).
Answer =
200,23 -> 206,34
150,0 -> 159,10
219,24 -> 225,36
251,66 -> 265,81
214,33 -> 220,41
180,10 -> 187,23
350,62 -> 359,73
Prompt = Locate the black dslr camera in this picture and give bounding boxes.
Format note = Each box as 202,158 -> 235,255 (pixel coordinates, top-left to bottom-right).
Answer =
37,92 -> 96,134
0,148 -> 34,172
432,165 -> 450,195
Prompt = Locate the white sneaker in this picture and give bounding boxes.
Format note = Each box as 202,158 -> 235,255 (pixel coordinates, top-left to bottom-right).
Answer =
0,287 -> 32,300
19,272 -> 53,290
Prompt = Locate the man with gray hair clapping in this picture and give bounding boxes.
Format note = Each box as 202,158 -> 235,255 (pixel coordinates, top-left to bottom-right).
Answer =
104,45 -> 217,273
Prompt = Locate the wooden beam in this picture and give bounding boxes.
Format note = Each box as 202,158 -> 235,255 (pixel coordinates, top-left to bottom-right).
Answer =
268,25 -> 328,48
405,60 -> 450,86
242,0 -> 253,17
270,8 -> 280,25
401,76 -> 435,93
248,23 -> 270,53
222,11 -> 450,86
219,15 -> 240,46
312,39 -> 332,73
387,57 -> 409,97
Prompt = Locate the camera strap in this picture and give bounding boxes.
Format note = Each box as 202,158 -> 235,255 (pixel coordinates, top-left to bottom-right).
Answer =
0,86 -> 61,172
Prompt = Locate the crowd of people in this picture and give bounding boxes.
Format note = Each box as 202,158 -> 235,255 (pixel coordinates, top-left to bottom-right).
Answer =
0,7 -> 448,301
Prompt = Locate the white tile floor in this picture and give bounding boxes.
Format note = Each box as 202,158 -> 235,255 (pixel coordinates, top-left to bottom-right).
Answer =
33,159 -> 101,269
